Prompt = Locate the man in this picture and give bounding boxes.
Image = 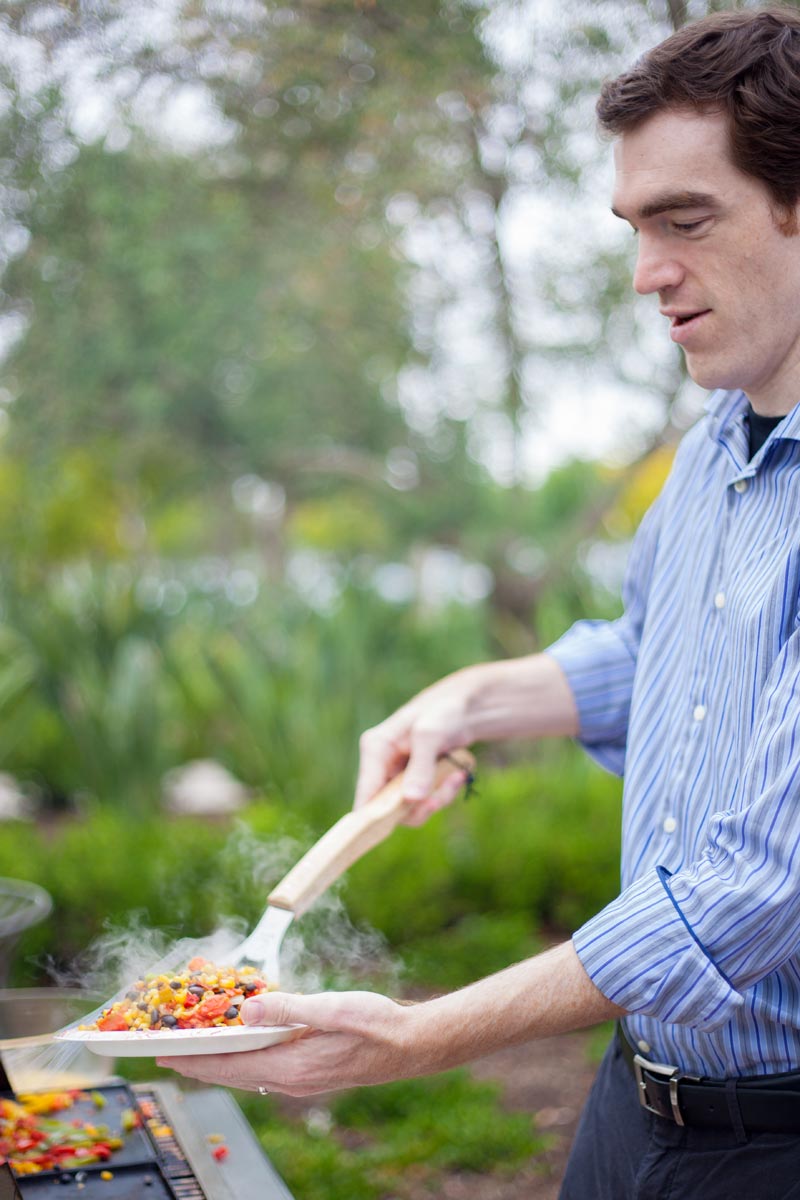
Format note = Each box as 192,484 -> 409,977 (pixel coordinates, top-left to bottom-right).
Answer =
161,8 -> 800,1195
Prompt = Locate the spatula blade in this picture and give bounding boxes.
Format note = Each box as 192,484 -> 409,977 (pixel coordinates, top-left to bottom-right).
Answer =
234,903 -> 294,984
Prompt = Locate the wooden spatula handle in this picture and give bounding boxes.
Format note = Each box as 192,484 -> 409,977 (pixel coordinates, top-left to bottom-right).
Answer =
267,749 -> 475,917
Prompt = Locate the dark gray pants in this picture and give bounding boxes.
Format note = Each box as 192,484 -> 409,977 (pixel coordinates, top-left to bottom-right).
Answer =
559,1037 -> 800,1199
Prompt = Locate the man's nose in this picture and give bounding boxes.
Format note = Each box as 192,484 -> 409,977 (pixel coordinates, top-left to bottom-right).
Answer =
632,237 -> 684,295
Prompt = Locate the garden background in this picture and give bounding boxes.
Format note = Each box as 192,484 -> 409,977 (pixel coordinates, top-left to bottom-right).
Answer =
0,1 -> 786,1196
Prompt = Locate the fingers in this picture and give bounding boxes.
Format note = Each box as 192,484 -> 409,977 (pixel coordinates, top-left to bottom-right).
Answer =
157,1032 -> 369,1097
401,768 -> 469,827
401,725 -> 446,802
155,1048 -> 324,1096
354,724 -> 409,809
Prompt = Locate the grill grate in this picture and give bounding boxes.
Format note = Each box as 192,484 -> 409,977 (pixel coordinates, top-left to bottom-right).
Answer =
135,1088 -> 206,1200
4,1079 -> 294,1199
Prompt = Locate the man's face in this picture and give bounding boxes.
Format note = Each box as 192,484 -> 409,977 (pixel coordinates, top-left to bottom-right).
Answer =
612,108 -> 800,416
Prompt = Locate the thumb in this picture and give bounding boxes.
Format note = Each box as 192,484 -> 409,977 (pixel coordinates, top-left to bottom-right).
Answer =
241,990 -> 309,1028
241,990 -> 395,1035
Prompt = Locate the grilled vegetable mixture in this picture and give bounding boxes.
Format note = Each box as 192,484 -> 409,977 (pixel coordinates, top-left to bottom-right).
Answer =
0,1089 -> 133,1175
85,956 -> 272,1031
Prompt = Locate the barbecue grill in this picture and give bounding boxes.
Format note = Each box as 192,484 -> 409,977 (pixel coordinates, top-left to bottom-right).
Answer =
0,1075 -> 295,1199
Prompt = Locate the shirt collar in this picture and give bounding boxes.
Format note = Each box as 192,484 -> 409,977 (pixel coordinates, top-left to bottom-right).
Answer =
704,389 -> 800,446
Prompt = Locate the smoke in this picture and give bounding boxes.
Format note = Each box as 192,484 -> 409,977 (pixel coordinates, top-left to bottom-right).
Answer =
45,820 -> 401,1007
217,821 -> 402,993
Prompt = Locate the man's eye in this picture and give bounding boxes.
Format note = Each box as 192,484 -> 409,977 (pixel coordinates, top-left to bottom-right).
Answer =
672,218 -> 709,234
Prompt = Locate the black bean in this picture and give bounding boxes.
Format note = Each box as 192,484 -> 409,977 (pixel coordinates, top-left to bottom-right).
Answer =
224,1007 -> 239,1020
188,984 -> 205,995
242,982 -> 257,993
137,1002 -> 149,1011
169,980 -> 182,989
161,1014 -> 178,1027
150,1012 -> 161,1027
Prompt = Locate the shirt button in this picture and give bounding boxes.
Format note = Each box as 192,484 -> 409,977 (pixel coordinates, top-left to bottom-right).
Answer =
663,816 -> 677,834
734,478 -> 749,494
714,592 -> 726,609
637,1040 -> 651,1054
693,704 -> 707,722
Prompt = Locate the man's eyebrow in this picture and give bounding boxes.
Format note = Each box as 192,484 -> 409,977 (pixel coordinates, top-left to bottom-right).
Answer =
611,190 -> 718,222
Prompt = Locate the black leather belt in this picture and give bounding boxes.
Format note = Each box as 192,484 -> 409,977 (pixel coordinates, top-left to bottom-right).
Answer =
617,1025 -> 800,1134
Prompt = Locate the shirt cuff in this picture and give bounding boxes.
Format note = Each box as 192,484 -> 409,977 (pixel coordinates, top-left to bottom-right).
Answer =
573,867 -> 743,1031
546,620 -> 636,776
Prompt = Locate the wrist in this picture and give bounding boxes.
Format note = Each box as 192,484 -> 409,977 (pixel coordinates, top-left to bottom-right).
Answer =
456,654 -> 578,744
392,996 -> 457,1077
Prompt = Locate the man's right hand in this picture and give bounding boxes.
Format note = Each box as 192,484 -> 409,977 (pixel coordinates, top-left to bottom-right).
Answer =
353,653 -> 579,825
354,670 -> 476,826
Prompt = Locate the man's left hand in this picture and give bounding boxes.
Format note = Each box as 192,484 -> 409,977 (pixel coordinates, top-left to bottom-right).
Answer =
157,990 -> 419,1096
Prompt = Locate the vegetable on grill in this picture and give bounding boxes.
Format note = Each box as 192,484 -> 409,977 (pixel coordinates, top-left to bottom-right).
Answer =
0,1090 -> 131,1175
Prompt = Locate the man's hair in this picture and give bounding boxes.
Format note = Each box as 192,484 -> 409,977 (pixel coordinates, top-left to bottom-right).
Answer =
597,7 -> 800,221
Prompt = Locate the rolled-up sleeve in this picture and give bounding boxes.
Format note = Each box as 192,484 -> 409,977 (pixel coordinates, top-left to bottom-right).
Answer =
546,496 -> 664,776
573,624 -> 800,1031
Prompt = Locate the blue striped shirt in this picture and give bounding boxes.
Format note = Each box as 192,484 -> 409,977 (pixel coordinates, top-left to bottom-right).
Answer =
547,388 -> 800,1078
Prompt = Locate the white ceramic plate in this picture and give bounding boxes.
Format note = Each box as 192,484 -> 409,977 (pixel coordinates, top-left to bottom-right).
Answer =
55,1023 -> 305,1058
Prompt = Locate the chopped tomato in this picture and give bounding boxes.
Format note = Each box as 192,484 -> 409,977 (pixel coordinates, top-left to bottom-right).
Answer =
194,995 -> 232,1021
97,1013 -> 129,1032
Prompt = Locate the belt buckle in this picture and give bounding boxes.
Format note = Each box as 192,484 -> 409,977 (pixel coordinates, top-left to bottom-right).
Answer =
632,1052 -> 688,1126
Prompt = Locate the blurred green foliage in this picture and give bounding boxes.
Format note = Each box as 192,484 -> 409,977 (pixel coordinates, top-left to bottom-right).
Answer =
0,573 -> 494,812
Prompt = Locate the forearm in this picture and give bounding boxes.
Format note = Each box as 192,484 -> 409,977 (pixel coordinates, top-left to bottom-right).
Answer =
404,939 -> 624,1074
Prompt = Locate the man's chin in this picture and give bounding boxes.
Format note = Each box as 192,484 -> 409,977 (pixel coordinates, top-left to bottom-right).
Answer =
682,352 -> 736,392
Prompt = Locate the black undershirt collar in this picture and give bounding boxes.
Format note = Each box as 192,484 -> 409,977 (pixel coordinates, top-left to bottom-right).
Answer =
745,402 -> 784,461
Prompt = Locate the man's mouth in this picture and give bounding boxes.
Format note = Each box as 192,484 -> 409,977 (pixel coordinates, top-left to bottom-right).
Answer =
664,309 -> 712,343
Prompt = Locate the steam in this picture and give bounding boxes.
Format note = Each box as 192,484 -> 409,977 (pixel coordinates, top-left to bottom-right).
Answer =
47,819 -> 401,1009
217,821 -> 402,993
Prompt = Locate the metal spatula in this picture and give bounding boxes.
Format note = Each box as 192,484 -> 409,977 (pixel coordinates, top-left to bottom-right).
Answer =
228,750 -> 475,987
